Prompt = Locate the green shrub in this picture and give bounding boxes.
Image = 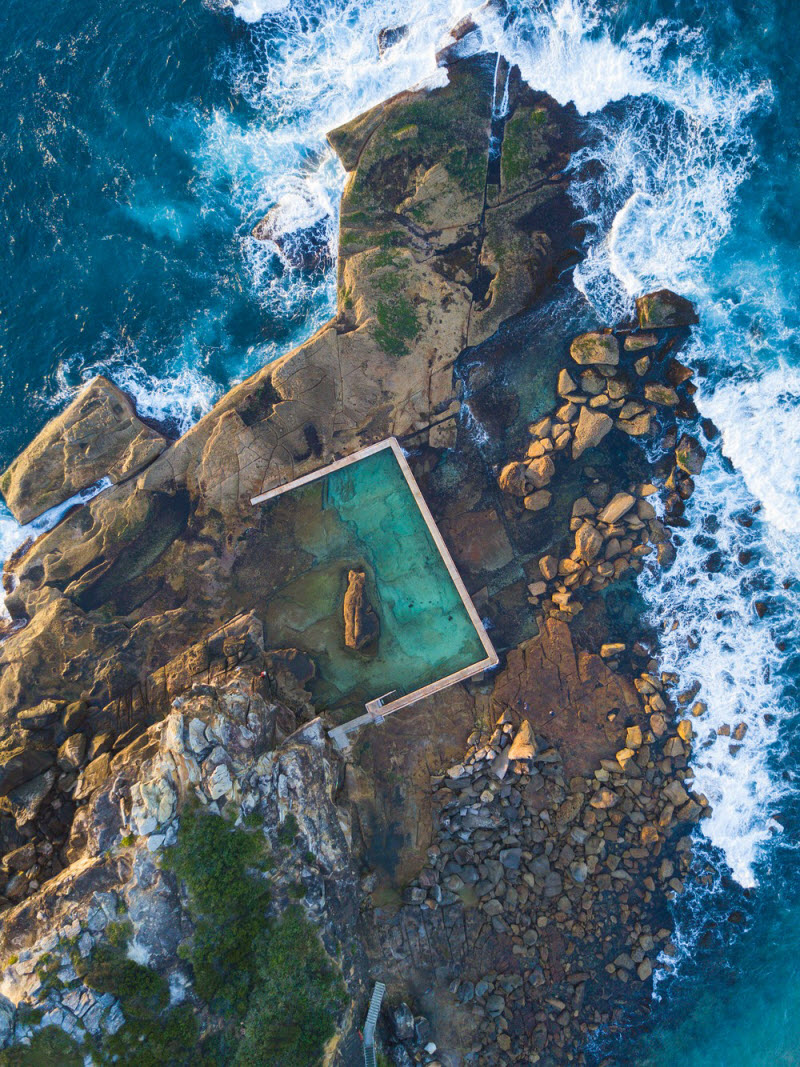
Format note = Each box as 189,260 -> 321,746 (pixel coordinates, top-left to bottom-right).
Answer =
80,944 -> 169,1020
276,813 -> 299,847
234,905 -> 345,1067
0,1027 -> 83,1067
163,806 -> 271,1017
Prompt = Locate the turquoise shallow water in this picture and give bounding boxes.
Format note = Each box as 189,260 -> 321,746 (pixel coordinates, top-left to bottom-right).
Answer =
2,0 -> 800,1060
261,446 -> 489,716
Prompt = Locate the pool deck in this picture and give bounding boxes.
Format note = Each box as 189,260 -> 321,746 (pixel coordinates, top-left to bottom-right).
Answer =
251,438 -> 498,750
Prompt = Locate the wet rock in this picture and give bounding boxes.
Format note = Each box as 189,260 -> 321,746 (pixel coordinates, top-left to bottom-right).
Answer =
635,289 -> 698,329
624,333 -> 658,351
570,332 -> 619,366
644,383 -> 680,406
377,24 -> 408,54
675,434 -> 706,475
572,407 -> 613,459
0,376 -> 166,525
343,569 -> 380,651
251,210 -> 333,271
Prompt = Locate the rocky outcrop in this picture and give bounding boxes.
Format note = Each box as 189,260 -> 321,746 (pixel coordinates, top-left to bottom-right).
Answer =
0,376 -> 166,525
343,569 -> 380,651
0,53 -> 580,726
0,664 -> 362,1056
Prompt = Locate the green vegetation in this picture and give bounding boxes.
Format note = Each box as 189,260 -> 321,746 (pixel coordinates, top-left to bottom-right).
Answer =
169,808 -> 344,1065
500,105 -> 549,188
374,296 -> 420,358
276,812 -> 298,847
232,905 -> 345,1067
0,1027 -> 84,1067
163,806 -> 271,1017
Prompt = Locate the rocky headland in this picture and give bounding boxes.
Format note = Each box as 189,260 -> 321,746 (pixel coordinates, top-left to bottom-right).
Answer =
0,31 -> 717,1067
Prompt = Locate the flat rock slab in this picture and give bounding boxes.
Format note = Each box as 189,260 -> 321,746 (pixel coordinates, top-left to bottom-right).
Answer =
0,375 -> 167,524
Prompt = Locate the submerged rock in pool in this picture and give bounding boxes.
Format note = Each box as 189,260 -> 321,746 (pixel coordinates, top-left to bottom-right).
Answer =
343,569 -> 380,651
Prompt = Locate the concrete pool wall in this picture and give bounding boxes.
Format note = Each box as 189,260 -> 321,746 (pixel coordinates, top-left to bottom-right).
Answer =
251,439 -> 498,745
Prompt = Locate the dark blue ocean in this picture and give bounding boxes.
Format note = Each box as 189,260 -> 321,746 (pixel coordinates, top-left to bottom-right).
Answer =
2,0 -> 799,1061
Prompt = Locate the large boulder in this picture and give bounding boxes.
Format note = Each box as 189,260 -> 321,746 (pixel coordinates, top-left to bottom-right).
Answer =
0,376 -> 167,524
635,289 -> 698,329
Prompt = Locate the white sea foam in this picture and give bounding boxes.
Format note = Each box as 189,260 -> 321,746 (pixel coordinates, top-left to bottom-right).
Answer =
483,1 -> 791,887
0,480 -> 112,619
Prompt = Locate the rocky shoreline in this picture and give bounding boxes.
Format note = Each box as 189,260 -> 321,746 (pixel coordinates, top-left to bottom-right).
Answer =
0,34 -> 717,1067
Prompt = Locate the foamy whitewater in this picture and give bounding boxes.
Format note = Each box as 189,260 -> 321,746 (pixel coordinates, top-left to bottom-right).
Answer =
2,0 -> 800,1057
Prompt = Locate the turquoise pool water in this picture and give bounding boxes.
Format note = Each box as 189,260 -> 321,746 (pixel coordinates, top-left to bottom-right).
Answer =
260,447 -> 490,720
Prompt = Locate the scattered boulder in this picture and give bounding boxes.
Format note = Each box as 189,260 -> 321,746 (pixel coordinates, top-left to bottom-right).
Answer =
635,289 -> 698,329
597,493 -> 636,524
572,408 -> 613,459
570,332 -> 619,366
507,721 -> 537,761
498,461 -> 529,496
377,24 -> 408,54
675,434 -> 706,475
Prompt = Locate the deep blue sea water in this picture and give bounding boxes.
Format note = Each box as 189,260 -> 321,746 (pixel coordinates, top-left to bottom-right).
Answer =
2,0 -> 800,1061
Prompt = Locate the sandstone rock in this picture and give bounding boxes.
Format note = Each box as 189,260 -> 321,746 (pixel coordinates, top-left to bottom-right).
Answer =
0,748 -> 53,798
557,368 -> 577,396
539,555 -> 558,581
634,355 -> 651,376
675,434 -> 706,475
524,490 -> 552,511
572,407 -> 613,459
498,462 -> 529,496
597,493 -> 636,524
589,787 -> 619,810
635,289 -> 698,329
17,700 -> 65,731
527,455 -> 555,489
570,332 -> 619,366
644,383 -> 680,406
616,412 -> 652,436
73,753 -> 111,802
507,721 -> 537,761
626,725 -> 643,749
575,522 -> 604,563
251,210 -> 333,271
600,643 -> 625,659
3,843 -> 36,872
624,333 -> 658,351
57,734 -> 86,772
0,376 -> 167,525
343,569 -> 380,651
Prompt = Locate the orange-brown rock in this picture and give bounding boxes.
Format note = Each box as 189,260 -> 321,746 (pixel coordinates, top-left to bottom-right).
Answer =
343,570 -> 379,651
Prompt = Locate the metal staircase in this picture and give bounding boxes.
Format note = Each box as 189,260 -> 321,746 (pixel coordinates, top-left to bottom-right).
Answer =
363,981 -> 386,1067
